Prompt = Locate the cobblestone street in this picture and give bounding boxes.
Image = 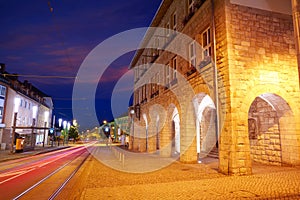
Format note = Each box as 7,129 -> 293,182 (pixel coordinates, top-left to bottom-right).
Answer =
57,146 -> 300,199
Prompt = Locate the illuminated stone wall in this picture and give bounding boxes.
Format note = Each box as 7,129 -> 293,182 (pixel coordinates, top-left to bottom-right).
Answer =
219,0 -> 300,175
131,0 -> 300,175
248,97 -> 282,165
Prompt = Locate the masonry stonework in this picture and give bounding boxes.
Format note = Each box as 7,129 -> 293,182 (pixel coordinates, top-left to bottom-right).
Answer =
130,0 -> 300,175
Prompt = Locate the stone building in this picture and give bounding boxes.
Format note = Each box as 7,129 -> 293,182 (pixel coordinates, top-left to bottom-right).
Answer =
0,63 -> 53,151
129,0 -> 300,175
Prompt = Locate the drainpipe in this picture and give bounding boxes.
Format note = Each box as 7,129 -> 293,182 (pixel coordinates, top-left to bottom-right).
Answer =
211,0 -> 220,147
292,0 -> 300,88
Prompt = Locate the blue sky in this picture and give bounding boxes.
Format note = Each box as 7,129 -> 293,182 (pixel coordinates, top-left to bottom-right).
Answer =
0,0 -> 162,130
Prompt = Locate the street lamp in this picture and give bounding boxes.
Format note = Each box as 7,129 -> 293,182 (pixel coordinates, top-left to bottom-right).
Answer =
57,118 -> 62,146
31,105 -> 38,148
63,120 -> 67,145
73,119 -> 77,127
67,122 -> 71,144
130,108 -> 135,150
43,111 -> 49,147
11,97 -> 20,153
58,118 -> 62,128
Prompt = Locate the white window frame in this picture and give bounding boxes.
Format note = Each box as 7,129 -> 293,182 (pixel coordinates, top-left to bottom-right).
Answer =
189,41 -> 196,68
155,73 -> 159,91
165,63 -> 170,85
172,56 -> 177,80
165,22 -> 170,38
188,0 -> 195,14
0,85 -> 6,97
202,27 -> 212,59
172,12 -> 177,31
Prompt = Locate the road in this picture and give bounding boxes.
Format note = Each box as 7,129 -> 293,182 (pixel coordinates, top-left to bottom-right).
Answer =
0,144 -> 93,200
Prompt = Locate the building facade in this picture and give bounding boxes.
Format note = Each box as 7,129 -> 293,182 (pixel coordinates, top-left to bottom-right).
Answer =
0,64 -> 53,151
130,0 -> 300,175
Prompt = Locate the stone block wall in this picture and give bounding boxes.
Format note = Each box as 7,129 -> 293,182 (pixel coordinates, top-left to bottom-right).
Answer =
131,0 -> 300,175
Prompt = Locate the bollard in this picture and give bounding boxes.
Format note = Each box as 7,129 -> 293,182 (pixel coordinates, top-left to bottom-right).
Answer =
122,154 -> 125,167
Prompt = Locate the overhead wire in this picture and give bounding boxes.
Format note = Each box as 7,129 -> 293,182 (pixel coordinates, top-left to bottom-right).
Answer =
2,73 -> 76,79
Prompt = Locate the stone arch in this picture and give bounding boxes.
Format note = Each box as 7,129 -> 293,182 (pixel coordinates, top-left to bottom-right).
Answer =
193,93 -> 218,160
171,107 -> 180,155
160,103 -> 181,158
248,93 -> 298,166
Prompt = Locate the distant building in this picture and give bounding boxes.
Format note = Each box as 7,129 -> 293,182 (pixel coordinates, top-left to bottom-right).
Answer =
0,63 -> 53,151
130,0 -> 300,175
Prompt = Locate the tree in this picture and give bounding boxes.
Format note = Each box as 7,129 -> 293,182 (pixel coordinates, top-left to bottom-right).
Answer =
68,125 -> 79,143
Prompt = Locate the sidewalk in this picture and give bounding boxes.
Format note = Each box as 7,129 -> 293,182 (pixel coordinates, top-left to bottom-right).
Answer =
57,145 -> 300,200
0,144 -> 71,162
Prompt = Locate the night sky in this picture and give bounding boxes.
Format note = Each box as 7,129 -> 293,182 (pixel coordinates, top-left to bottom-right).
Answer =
0,0 -> 162,130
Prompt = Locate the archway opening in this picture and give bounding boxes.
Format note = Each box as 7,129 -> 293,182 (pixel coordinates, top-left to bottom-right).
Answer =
171,108 -> 180,156
248,93 -> 294,166
193,94 -> 218,160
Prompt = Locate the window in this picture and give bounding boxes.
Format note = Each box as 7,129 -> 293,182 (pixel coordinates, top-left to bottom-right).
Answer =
165,22 -> 170,38
165,63 -> 170,86
172,57 -> 177,80
202,28 -> 212,58
134,90 -> 139,105
0,106 -> 3,123
0,86 -> 6,97
172,12 -> 177,31
134,67 -> 140,82
152,38 -> 160,57
151,73 -> 160,98
141,58 -> 146,75
189,41 -> 196,68
142,84 -> 147,102
139,89 -> 142,104
188,0 -> 195,14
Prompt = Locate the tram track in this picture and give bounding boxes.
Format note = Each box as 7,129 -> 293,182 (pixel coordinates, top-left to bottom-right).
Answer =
11,145 -> 94,200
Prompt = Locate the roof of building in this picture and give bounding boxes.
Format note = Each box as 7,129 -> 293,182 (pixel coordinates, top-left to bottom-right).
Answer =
130,0 -> 173,68
0,64 -> 52,107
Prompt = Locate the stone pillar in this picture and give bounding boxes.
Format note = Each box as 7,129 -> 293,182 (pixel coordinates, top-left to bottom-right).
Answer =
179,102 -> 197,163
292,0 -> 300,88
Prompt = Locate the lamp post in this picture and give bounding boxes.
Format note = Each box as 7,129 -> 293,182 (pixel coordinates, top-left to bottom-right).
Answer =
43,111 -> 49,147
11,97 -> 20,153
130,108 -> 135,150
58,118 -> 62,146
67,122 -> 70,145
31,106 -> 38,148
63,120 -> 67,145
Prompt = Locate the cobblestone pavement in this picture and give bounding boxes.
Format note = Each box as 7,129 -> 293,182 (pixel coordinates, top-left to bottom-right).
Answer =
57,146 -> 300,200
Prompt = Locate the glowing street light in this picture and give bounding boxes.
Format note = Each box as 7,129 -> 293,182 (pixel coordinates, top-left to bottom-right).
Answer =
31,105 -> 38,148
11,97 -> 20,153
73,119 -> 78,126
43,111 -> 49,147
58,118 -> 62,128
130,108 -> 135,150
